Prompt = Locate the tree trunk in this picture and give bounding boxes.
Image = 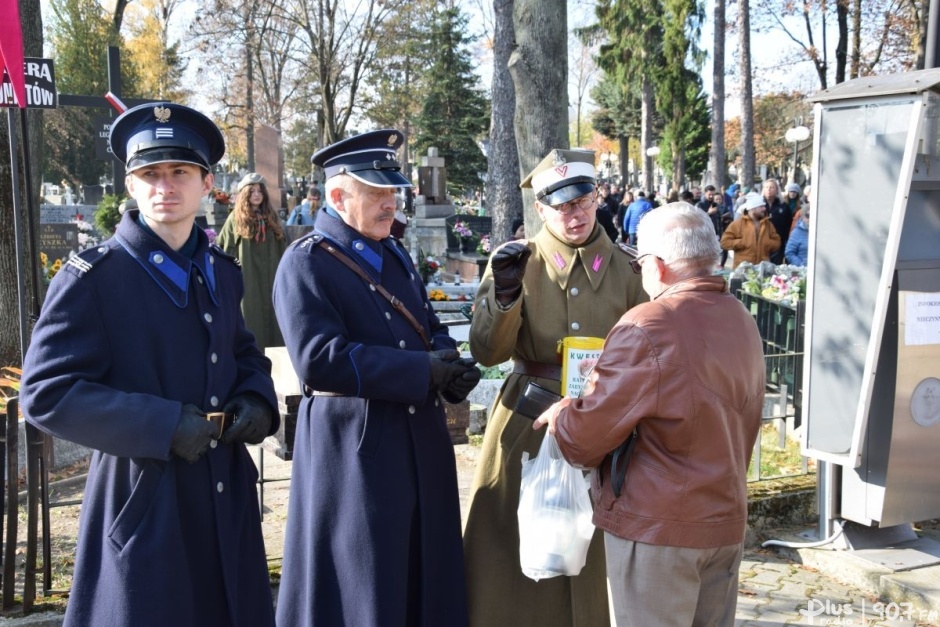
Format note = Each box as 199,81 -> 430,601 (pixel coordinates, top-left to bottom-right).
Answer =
510,0 -> 568,228
738,0 -> 755,189
618,135 -> 629,183
706,0 -> 726,188
835,0 -> 849,84
850,0 -> 861,78
487,0 -> 523,247
0,0 -> 44,367
641,76 -> 654,193
246,35 -> 256,172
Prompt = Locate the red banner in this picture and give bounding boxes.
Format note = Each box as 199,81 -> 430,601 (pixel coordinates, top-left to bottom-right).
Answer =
0,0 -> 26,108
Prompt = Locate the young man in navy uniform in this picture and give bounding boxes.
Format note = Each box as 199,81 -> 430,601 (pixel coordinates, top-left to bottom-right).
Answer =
273,130 -> 479,626
20,103 -> 278,627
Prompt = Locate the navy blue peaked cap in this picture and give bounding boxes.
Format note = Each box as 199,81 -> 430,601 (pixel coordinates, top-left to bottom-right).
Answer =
311,129 -> 411,188
109,102 -> 225,173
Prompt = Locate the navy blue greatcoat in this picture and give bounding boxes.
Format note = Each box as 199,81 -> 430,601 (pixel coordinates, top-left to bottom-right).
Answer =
20,210 -> 278,627
272,209 -> 468,627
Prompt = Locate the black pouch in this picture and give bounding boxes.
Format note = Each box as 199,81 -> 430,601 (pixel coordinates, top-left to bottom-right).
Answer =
514,382 -> 562,420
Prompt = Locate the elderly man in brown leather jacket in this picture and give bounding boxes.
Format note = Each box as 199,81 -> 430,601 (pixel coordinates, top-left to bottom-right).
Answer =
536,202 -> 765,626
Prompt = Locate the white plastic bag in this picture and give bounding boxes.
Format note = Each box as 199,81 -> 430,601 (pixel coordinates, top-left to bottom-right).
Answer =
517,432 -> 595,581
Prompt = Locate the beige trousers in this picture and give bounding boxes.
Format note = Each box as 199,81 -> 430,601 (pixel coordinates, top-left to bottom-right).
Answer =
604,533 -> 744,627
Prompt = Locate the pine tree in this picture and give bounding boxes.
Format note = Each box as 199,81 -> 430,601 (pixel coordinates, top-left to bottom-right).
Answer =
413,7 -> 489,197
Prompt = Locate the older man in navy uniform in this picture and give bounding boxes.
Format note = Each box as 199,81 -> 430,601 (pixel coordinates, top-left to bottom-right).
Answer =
273,130 -> 479,626
20,103 -> 278,626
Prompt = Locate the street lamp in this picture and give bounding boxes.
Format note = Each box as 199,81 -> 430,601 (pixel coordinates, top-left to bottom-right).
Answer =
785,124 -> 811,182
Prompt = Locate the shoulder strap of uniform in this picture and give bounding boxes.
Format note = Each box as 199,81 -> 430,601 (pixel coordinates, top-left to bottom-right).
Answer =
63,245 -> 110,277
210,244 -> 241,267
316,239 -> 431,350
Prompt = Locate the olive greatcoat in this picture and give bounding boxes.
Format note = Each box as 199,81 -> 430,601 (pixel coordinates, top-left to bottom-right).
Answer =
216,213 -> 289,351
272,209 -> 468,627
463,224 -> 647,627
20,211 -> 279,627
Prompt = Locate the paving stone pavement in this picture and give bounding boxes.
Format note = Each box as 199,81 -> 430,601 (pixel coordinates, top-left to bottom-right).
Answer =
2,442 -> 937,626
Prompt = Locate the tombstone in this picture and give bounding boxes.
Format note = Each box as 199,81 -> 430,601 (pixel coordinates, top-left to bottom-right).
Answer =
82,184 -> 104,206
255,123 -> 284,211
418,147 -> 447,203
38,223 -> 79,267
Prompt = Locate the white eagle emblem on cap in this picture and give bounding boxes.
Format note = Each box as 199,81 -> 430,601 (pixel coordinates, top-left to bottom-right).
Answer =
551,150 -> 567,166
153,106 -> 171,123
387,134 -> 397,146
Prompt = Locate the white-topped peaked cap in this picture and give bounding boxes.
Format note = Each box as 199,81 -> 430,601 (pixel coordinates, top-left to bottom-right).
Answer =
311,129 -> 411,188
520,148 -> 596,206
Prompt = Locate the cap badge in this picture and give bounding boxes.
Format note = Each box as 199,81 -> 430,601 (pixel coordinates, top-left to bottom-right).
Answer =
554,165 -> 568,177
154,106 -> 171,123
387,134 -> 397,146
551,151 -> 566,166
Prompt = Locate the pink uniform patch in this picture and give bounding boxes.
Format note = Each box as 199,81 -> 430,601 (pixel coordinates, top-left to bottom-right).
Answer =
553,252 -> 566,269
592,255 -> 603,272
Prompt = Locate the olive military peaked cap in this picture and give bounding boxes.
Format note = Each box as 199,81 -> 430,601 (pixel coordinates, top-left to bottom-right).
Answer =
311,129 -> 411,188
109,102 -> 225,173
520,148 -> 597,206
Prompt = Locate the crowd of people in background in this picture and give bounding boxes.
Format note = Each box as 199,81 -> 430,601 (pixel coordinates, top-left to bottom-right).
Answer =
583,178 -> 811,268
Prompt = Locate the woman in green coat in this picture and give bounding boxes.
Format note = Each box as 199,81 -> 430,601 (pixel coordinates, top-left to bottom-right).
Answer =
464,149 -> 647,626
216,173 -> 289,351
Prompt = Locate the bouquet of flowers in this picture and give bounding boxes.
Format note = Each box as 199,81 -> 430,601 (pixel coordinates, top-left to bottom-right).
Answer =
476,234 -> 491,256
212,188 -> 231,206
74,219 -> 100,250
735,262 -> 806,305
452,220 -> 474,238
428,289 -> 449,301
39,251 -> 63,284
417,251 -> 440,284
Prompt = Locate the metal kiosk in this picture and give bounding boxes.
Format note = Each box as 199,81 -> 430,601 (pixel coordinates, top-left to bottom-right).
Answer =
803,68 -> 940,566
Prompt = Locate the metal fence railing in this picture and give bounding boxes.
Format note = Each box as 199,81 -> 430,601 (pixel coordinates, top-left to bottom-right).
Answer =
737,292 -> 813,483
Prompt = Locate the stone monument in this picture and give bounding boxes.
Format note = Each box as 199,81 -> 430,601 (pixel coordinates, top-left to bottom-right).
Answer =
410,147 -> 455,259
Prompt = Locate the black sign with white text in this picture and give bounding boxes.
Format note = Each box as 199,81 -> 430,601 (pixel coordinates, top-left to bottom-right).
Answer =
1,58 -> 57,109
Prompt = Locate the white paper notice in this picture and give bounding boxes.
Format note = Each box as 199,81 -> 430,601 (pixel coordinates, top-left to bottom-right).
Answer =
905,293 -> 940,345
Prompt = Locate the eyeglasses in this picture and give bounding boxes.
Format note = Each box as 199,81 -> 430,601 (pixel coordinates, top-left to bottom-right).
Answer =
547,191 -> 597,216
629,253 -> 662,274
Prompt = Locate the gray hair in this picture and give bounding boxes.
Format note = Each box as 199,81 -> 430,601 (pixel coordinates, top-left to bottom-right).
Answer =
636,202 -> 720,275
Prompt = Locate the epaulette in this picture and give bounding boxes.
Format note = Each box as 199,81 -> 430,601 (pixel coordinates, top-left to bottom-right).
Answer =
209,244 -> 241,267
616,242 -> 639,257
63,245 -> 110,278
295,232 -> 324,252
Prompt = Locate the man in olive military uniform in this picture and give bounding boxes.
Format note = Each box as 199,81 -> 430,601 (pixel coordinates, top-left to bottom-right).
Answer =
463,149 -> 648,627
20,103 -> 278,627
273,130 -> 479,627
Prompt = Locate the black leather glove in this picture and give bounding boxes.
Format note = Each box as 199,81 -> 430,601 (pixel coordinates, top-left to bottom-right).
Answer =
221,393 -> 274,445
441,358 -> 482,403
171,404 -> 216,463
491,241 -> 531,305
428,349 -> 467,392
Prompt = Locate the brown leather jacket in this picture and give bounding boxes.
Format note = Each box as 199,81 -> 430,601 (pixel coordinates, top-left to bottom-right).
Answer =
554,275 -> 765,549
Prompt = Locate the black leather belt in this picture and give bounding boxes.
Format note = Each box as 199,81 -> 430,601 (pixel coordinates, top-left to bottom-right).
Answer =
512,359 -> 562,381
302,385 -> 344,397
